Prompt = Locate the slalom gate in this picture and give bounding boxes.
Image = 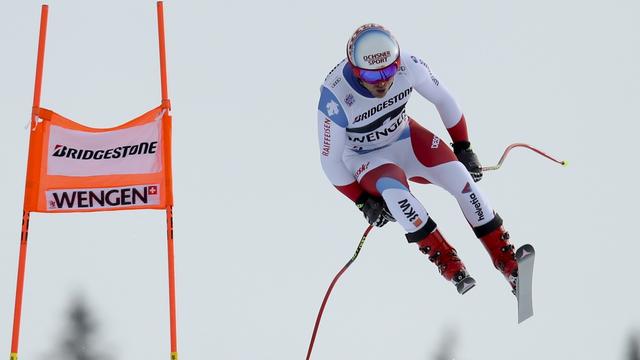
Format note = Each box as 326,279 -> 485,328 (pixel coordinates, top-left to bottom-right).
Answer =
9,3 -> 179,359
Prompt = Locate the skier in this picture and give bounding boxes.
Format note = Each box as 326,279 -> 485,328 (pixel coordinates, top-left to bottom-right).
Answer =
317,23 -> 519,295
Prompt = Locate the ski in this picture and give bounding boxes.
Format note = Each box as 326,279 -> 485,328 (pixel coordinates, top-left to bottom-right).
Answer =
515,244 -> 535,323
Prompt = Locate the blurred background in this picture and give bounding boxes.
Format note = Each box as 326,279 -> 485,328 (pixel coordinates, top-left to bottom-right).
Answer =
1,1 -> 639,359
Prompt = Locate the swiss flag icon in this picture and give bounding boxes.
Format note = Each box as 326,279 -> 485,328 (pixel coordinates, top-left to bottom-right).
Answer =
148,185 -> 158,195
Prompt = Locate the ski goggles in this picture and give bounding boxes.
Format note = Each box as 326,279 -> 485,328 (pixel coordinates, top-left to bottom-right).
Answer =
352,58 -> 401,84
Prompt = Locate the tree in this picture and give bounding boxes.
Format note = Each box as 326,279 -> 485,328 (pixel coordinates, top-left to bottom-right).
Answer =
630,331 -> 640,360
44,294 -> 112,360
432,327 -> 458,360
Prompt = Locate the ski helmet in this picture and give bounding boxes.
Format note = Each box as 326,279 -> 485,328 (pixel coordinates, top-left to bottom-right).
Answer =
346,23 -> 400,84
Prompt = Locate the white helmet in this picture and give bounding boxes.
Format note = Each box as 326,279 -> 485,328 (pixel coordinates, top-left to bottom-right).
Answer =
346,23 -> 400,71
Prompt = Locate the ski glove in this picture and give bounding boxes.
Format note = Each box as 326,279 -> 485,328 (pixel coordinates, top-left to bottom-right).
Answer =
356,193 -> 396,227
453,141 -> 483,182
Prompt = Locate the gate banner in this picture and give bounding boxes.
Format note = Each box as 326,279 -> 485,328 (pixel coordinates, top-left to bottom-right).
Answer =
23,105 -> 173,212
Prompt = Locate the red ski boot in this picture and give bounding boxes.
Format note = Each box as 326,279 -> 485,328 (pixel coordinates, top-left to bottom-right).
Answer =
479,225 -> 518,292
415,229 -> 476,294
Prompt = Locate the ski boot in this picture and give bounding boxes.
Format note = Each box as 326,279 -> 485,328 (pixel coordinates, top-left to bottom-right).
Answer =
414,228 -> 476,295
479,225 -> 518,294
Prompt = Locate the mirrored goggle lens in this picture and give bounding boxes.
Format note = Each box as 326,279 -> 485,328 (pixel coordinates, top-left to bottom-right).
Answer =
358,64 -> 398,84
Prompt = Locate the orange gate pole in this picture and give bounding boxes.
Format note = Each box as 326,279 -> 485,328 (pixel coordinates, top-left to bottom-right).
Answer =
10,5 -> 49,360
166,206 -> 178,360
157,1 -> 170,108
157,2 -> 178,359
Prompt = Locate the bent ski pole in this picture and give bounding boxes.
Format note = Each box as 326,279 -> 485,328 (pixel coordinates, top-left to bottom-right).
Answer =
482,143 -> 567,172
306,225 -> 374,360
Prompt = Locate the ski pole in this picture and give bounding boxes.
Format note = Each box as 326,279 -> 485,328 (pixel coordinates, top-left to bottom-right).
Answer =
481,143 -> 567,172
306,225 -> 374,360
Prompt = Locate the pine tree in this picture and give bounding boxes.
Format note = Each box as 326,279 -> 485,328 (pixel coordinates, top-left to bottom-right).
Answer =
46,295 -> 112,360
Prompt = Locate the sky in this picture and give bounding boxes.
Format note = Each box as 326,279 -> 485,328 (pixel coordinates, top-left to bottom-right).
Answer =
1,1 -> 639,359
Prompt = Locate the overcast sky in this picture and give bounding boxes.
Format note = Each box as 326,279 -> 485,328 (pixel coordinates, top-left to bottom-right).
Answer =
1,1 -> 639,359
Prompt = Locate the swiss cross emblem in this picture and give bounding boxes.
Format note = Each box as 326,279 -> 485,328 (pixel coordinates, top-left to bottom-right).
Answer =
148,185 -> 158,195
48,200 -> 57,209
